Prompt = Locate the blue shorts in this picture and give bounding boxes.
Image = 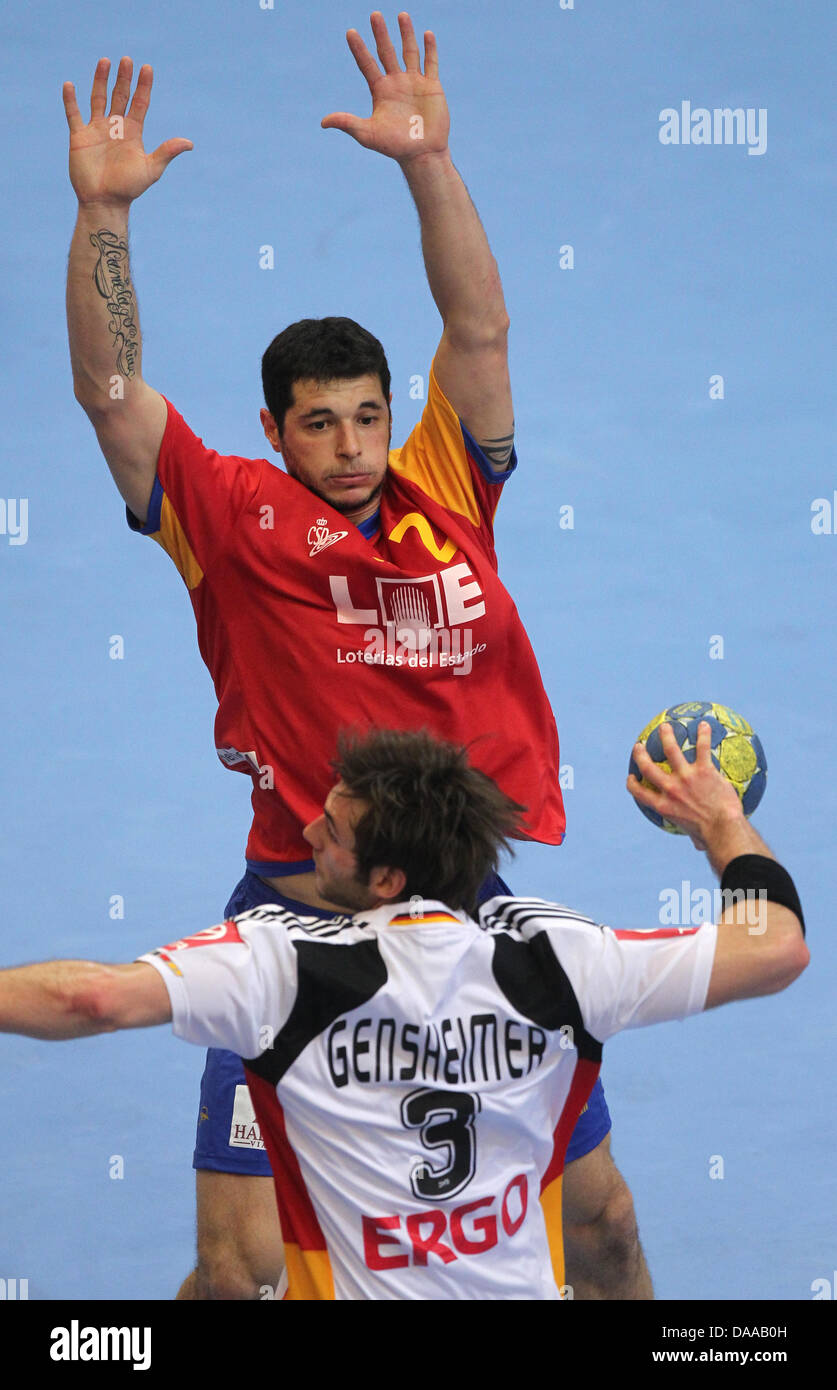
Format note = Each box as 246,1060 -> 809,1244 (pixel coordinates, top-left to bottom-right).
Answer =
193,871 -> 612,1174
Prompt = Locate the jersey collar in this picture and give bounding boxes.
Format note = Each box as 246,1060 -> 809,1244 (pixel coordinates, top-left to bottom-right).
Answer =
355,899 -> 471,931
354,506 -> 381,540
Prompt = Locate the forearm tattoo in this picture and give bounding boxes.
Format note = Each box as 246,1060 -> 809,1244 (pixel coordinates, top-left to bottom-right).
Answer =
480,428 -> 515,469
90,229 -> 138,378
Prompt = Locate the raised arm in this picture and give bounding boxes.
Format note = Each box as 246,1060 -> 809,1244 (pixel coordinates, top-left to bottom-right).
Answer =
322,13 -> 513,470
628,722 -> 809,1008
64,58 -> 192,521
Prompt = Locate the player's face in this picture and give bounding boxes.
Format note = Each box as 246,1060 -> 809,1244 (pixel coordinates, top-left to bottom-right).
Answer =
303,783 -> 377,911
261,375 -> 392,524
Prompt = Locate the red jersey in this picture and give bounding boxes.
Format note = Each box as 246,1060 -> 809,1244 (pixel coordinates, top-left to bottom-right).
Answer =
131,361 -> 565,869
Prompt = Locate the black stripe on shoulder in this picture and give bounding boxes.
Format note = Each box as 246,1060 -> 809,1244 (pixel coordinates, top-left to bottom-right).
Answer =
491,932 -> 602,1063
234,904 -> 354,936
244,938 -> 388,1084
294,918 -> 356,938
480,898 -> 597,932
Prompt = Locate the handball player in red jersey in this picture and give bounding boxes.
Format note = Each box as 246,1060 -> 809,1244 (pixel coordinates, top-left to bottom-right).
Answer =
64,13 -> 652,1298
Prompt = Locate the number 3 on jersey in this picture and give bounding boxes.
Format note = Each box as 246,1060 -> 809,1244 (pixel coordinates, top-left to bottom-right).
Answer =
401,1088 -> 481,1202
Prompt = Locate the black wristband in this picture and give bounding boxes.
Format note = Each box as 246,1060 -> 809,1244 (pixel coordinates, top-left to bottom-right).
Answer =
720,855 -> 805,937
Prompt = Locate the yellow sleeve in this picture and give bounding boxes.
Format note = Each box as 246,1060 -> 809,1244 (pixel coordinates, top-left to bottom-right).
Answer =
387,359 -> 481,527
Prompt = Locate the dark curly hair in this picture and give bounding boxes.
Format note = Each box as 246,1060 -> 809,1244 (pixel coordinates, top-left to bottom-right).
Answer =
332,728 -> 525,915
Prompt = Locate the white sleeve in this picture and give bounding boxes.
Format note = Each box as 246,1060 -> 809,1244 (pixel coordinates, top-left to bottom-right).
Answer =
547,918 -> 718,1043
137,915 -> 299,1057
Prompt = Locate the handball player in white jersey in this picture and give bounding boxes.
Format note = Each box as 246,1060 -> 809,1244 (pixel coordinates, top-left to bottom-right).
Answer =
0,726 -> 807,1298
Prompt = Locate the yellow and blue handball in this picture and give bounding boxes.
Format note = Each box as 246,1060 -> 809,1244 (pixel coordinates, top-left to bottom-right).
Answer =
628,700 -> 767,833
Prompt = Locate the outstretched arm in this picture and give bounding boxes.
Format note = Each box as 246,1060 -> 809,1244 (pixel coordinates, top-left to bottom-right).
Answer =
0,960 -> 171,1040
64,58 -> 192,521
628,722 -> 809,1007
323,13 -> 513,470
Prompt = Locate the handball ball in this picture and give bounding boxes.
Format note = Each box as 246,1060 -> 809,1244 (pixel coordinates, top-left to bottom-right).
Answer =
629,700 -> 767,833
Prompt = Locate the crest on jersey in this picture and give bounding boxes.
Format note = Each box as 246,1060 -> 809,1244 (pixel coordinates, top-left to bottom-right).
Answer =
308,518 -> 348,557
376,574 -> 444,638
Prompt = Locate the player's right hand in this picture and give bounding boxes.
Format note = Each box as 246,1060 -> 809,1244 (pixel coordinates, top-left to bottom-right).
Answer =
626,720 -> 744,849
63,58 -> 192,209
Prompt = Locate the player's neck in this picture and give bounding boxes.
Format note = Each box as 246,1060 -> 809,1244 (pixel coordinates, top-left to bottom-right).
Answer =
343,497 -> 381,526
259,869 -> 347,912
258,869 -> 393,916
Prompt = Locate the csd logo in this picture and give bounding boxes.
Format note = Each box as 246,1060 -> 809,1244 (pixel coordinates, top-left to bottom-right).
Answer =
308,518 -> 348,556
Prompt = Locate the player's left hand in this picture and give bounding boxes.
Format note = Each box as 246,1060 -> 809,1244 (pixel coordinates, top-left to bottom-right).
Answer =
321,12 -> 450,164
627,720 -> 744,850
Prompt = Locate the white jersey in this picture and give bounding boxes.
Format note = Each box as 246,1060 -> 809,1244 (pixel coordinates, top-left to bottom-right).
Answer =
140,896 -> 716,1300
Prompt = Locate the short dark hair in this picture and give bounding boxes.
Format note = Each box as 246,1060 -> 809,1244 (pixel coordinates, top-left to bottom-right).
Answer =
261,317 -> 392,435
332,728 -> 526,915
